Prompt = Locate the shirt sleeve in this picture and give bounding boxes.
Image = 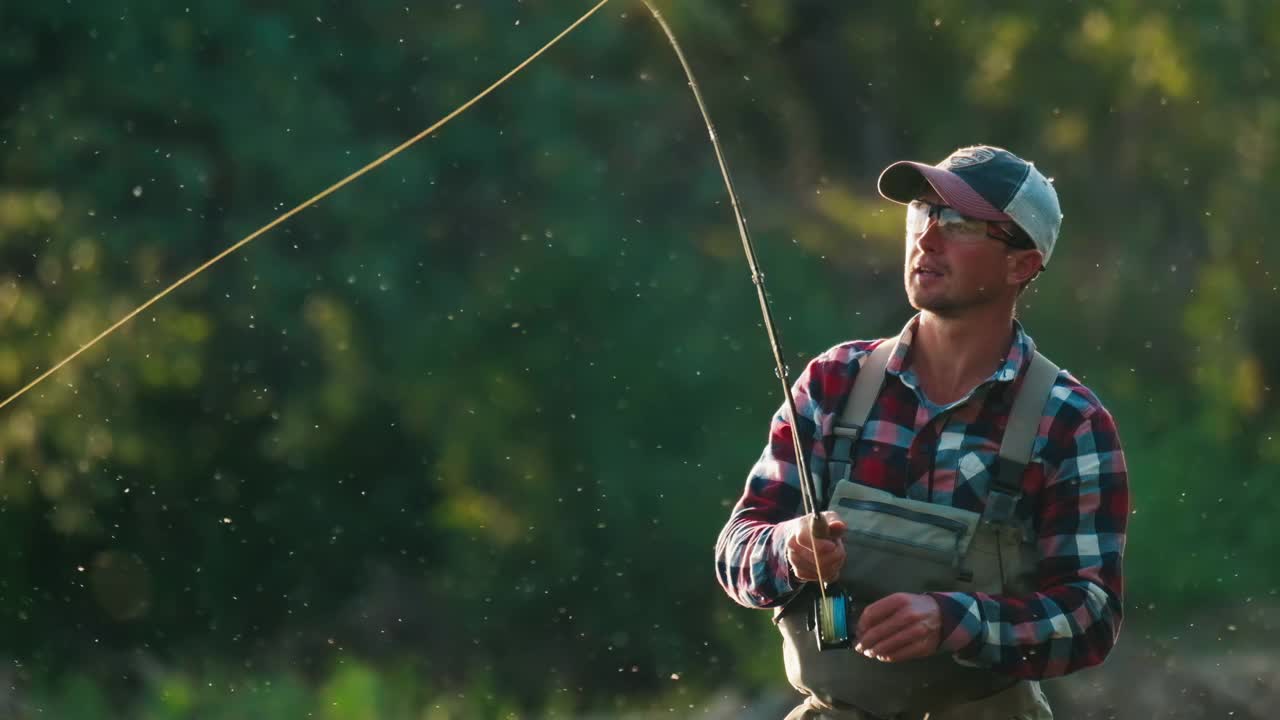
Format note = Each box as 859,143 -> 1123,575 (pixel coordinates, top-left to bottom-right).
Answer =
713,346 -> 859,609
927,401 -> 1130,678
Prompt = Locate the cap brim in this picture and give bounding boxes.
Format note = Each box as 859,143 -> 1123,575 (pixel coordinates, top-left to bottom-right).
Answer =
877,161 -> 1011,222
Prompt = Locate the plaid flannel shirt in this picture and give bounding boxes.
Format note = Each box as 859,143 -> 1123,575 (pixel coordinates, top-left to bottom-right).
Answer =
714,315 -> 1129,679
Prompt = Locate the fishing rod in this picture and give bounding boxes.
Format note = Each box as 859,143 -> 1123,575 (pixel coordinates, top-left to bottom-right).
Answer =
639,2 -> 844,650
0,0 -> 845,649
640,1 -> 815,508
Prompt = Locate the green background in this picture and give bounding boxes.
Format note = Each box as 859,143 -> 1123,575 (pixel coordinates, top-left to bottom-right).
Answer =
1,0 -> 1276,717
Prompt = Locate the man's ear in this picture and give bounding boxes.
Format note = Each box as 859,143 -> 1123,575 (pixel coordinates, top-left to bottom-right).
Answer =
1007,249 -> 1044,286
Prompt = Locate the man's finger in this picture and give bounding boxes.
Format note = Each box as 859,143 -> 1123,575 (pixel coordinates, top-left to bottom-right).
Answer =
790,533 -> 841,557
855,595 -> 917,650
821,512 -> 848,538
786,544 -> 822,578
818,509 -> 844,526
818,542 -> 846,577
856,593 -> 909,632
868,620 -> 934,661
789,546 -> 844,581
856,610 -> 918,654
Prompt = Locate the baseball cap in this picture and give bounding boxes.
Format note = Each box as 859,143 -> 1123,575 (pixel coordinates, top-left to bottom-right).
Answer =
877,145 -> 1062,266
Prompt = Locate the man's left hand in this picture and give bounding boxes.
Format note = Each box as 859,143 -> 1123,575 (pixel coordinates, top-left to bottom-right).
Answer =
853,593 -> 943,662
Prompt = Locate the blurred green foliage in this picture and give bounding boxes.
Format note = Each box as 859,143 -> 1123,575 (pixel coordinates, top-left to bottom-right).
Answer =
1,0 -> 1278,716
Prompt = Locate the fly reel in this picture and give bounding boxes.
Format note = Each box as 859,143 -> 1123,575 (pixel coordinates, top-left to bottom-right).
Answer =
813,586 -> 856,650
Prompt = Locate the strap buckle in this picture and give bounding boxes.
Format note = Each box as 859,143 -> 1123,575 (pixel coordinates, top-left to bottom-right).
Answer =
983,489 -> 1020,526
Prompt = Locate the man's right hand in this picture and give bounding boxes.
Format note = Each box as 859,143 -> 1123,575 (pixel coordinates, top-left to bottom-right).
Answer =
782,511 -> 848,583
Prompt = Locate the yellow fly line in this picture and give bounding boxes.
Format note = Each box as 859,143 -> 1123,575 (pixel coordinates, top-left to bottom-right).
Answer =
6,0 -> 835,630
0,0 -> 613,413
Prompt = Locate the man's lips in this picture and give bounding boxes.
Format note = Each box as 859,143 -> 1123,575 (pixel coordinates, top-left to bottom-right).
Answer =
913,265 -> 945,277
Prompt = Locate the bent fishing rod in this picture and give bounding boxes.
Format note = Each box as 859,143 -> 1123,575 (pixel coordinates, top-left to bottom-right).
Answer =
640,2 -> 840,646
642,0 -> 815,502
0,0 -> 836,640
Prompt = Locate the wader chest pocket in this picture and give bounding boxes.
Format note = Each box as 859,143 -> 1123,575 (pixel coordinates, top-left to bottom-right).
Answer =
830,482 -> 981,599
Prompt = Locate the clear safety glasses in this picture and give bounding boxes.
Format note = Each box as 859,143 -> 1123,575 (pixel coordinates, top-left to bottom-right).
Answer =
906,200 -> 1032,249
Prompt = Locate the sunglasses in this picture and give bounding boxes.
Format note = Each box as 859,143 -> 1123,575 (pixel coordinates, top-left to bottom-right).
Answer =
906,200 -> 1033,249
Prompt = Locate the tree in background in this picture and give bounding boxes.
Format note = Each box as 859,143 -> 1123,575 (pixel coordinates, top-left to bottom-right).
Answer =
0,1 -> 1276,716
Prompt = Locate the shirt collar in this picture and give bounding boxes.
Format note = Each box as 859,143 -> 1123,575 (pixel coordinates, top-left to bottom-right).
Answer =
885,313 -> 1035,385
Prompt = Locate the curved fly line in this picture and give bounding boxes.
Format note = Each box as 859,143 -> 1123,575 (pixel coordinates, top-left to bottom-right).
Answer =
0,0 -> 612,412
2,0 -> 832,609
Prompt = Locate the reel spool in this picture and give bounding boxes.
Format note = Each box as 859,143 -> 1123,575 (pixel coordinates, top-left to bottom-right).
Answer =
814,588 -> 854,650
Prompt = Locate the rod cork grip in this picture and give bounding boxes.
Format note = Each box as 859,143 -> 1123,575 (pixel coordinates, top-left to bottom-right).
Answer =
809,512 -> 831,541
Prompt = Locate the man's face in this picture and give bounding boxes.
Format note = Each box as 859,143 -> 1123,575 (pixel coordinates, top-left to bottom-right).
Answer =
902,190 -> 1017,317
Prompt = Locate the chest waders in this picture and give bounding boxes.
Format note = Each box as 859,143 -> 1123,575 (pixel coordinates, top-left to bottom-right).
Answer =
773,341 -> 1060,719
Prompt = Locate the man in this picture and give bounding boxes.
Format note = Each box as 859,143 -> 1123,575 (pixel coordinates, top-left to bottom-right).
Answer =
714,146 -> 1129,719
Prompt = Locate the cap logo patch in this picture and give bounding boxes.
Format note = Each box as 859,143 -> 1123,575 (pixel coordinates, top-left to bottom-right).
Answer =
943,147 -> 996,169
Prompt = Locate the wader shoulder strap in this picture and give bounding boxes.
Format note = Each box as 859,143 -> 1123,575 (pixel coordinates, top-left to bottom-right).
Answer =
824,340 -> 895,509
984,351 -> 1061,525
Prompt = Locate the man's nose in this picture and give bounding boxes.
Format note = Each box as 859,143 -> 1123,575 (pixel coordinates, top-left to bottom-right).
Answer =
912,220 -> 945,252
